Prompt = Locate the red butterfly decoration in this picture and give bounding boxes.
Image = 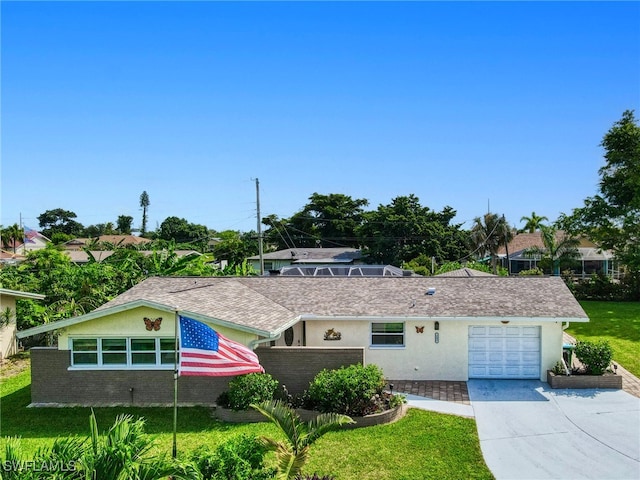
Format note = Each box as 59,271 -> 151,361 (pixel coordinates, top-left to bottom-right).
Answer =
415,326 -> 425,333
144,317 -> 162,331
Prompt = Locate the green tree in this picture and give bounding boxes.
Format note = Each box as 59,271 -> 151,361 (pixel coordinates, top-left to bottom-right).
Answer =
251,400 -> 353,480
470,213 -> 513,274
557,110 -> 640,295
140,191 -> 150,236
116,215 -> 134,234
519,211 -> 548,233
157,216 -> 209,249
0,223 -> 23,253
213,230 -> 259,268
262,193 -> 369,249
357,195 -> 469,266
525,225 -> 580,275
37,208 -> 84,238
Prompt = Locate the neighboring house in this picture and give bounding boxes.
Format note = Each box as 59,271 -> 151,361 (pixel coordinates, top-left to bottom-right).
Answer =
64,235 -> 152,250
17,276 -> 588,406
0,288 -> 46,360
498,232 -> 617,277
3,228 -> 51,255
64,250 -> 201,264
0,250 -> 27,266
247,248 -> 362,273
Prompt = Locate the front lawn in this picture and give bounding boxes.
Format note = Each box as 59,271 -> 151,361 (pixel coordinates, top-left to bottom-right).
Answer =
0,368 -> 493,480
568,301 -> 640,377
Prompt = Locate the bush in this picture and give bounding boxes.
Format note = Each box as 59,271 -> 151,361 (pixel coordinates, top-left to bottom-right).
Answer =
191,434 -> 275,480
307,364 -> 387,416
574,340 -> 614,375
217,373 -> 279,411
518,267 -> 544,276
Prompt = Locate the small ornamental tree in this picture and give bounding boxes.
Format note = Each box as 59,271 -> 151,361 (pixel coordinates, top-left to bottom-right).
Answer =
574,340 -> 614,375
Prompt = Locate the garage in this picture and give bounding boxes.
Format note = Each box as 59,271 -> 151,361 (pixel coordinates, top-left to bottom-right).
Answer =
468,325 -> 541,379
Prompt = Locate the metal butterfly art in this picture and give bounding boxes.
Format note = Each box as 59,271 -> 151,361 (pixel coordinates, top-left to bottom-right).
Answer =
144,317 -> 162,331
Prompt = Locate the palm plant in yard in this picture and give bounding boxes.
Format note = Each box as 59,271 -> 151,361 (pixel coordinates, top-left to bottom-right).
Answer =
525,225 -> 581,275
251,400 -> 354,480
470,213 -> 512,274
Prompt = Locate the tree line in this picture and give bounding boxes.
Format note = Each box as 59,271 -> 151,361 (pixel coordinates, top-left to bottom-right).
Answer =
1,110 -> 638,331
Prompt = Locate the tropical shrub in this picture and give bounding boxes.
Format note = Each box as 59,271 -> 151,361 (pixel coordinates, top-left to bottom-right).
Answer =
518,267 -> 544,276
217,372 -> 279,411
191,434 -> 274,480
574,340 -> 614,375
251,400 -> 353,480
306,364 -> 387,416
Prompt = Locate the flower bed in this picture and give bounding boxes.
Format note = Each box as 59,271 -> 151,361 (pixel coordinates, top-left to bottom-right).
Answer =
547,370 -> 622,389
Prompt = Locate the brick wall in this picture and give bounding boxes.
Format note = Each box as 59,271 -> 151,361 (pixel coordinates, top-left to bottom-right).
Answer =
30,346 -> 365,405
256,346 -> 365,394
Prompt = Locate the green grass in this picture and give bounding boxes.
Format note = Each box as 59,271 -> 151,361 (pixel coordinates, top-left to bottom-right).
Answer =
0,368 -> 493,480
568,301 -> 640,377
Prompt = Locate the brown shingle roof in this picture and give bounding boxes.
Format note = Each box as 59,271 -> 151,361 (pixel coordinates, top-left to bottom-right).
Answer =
97,276 -> 587,334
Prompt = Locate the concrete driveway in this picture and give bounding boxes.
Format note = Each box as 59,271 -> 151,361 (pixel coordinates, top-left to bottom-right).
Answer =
467,380 -> 640,480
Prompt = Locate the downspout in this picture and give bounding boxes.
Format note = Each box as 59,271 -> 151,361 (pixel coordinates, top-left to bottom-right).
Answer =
249,333 -> 282,350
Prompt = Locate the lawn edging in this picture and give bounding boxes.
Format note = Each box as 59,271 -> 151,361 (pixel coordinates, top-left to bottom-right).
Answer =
214,404 -> 407,428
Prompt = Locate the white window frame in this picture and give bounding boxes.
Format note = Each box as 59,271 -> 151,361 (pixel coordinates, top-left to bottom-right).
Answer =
370,322 -> 405,348
69,337 -> 176,370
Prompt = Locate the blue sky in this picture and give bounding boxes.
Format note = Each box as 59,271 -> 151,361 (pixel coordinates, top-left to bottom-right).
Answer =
2,1 -> 639,235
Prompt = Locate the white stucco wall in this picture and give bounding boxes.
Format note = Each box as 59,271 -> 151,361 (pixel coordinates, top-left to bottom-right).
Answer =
301,318 -> 564,381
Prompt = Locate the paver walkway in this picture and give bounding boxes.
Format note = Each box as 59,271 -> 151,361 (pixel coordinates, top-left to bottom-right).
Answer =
387,380 -> 470,404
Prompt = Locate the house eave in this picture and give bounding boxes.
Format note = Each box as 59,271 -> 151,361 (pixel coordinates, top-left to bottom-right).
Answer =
298,314 -> 589,323
16,299 -> 276,339
0,288 -> 46,301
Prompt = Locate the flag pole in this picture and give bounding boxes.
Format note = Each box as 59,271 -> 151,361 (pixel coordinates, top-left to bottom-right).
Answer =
172,308 -> 179,459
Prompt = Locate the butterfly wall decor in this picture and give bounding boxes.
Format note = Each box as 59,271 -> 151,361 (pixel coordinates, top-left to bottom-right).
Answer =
144,317 -> 162,331
415,326 -> 425,333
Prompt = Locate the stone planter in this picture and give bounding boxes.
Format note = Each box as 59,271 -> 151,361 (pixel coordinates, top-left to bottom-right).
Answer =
214,404 -> 406,428
547,370 -> 622,390
214,407 -> 266,423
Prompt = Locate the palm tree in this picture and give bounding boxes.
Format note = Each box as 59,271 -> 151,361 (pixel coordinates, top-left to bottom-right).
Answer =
470,213 -> 512,274
520,212 -> 549,233
140,191 -> 150,236
251,400 -> 354,480
0,223 -> 24,253
525,225 -> 581,275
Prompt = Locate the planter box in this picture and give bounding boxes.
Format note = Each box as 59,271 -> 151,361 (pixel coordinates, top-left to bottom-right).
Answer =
547,370 -> 622,390
215,405 -> 406,428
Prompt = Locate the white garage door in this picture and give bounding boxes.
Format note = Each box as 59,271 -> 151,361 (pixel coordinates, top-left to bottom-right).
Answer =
468,326 -> 540,379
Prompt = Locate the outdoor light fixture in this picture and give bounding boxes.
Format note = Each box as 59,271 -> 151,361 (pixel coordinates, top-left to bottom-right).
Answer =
435,332 -> 440,344
434,321 -> 439,330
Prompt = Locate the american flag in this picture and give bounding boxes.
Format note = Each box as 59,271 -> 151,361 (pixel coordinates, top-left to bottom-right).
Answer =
178,315 -> 264,377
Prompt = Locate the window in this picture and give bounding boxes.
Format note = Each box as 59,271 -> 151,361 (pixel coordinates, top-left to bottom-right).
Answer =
371,322 -> 404,347
70,338 -> 176,368
72,338 -> 98,365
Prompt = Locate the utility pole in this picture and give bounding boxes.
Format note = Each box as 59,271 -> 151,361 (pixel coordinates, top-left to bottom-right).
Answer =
255,178 -> 264,275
